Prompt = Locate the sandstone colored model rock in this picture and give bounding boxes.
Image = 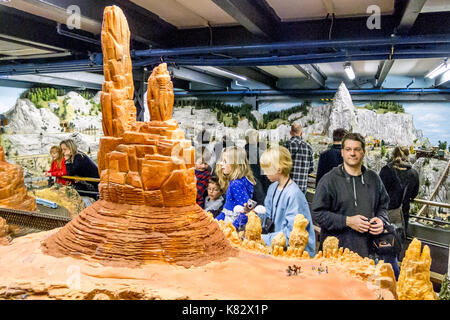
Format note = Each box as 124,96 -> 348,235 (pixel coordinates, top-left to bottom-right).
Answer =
148,63 -> 174,122
244,211 -> 262,242
42,5 -> 236,268
397,238 -> 437,300
322,236 -> 339,257
0,146 -> 36,212
288,214 -> 309,251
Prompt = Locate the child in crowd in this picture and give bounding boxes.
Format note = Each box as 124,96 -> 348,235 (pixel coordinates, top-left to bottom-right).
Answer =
195,154 -> 210,208
215,146 -> 255,231
204,176 -> 224,218
259,146 -> 315,257
45,145 -> 68,185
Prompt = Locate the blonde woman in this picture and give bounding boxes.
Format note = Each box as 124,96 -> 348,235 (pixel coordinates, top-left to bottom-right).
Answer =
215,146 -> 256,230
260,146 -> 315,257
60,139 -> 99,193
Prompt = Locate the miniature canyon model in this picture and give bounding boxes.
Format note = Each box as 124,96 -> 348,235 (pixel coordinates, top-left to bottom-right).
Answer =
0,146 -> 36,212
0,5 -> 438,300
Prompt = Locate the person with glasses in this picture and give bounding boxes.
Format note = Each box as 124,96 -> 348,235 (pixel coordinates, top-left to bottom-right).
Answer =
311,132 -> 390,259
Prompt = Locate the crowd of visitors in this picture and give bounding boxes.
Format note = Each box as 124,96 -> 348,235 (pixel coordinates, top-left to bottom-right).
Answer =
45,123 -> 420,274
194,124 -> 419,275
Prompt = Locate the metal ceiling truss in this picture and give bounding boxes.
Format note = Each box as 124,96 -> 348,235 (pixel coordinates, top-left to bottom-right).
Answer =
1,34 -> 449,75
374,0 -> 429,89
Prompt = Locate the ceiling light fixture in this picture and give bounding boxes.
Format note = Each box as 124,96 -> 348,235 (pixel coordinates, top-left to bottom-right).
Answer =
425,59 -> 449,79
344,63 -> 355,80
203,66 -> 247,81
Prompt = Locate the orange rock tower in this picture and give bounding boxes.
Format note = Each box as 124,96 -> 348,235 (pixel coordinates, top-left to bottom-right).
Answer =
397,238 -> 438,300
0,146 -> 36,211
42,6 -> 236,268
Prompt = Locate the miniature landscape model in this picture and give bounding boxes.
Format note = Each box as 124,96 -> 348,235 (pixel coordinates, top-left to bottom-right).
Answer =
0,6 -> 443,300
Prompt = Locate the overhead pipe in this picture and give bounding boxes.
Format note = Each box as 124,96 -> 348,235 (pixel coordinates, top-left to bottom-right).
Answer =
56,23 -> 101,46
133,52 -> 449,67
1,51 -> 447,76
174,88 -> 450,96
1,40 -> 449,75
131,34 -> 450,58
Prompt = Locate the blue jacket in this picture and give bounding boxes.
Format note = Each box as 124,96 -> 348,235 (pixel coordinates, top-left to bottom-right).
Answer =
261,181 -> 316,257
216,176 -> 254,230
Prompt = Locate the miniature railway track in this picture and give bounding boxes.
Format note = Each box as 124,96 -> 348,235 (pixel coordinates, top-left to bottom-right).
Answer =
0,206 -> 71,231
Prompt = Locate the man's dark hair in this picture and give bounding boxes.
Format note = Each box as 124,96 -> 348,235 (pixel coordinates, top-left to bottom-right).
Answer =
333,128 -> 348,142
342,132 -> 365,152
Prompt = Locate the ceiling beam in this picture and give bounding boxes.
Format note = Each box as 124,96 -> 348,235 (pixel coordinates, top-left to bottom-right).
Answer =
0,0 -> 176,48
0,73 -> 102,90
375,59 -> 395,88
210,0 -> 280,39
222,66 -> 278,88
374,1 -> 426,88
397,0 -> 428,35
169,66 -> 230,89
435,70 -> 450,87
293,64 -> 326,88
0,6 -> 99,54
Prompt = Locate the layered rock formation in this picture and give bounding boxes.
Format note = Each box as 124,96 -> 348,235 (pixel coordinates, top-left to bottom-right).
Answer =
322,236 -> 339,256
288,214 -> 309,251
0,218 -> 10,245
0,146 -> 36,211
41,5 -> 236,268
397,238 -> 438,300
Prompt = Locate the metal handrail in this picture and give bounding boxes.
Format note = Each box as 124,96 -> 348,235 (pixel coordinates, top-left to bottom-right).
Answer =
409,214 -> 450,225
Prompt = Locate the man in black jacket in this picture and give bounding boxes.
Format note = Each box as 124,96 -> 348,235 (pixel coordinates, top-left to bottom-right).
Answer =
311,132 -> 390,258
316,128 -> 348,186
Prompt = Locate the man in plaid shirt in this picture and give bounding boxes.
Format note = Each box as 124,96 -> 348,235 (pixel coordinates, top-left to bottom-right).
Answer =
285,123 -> 314,194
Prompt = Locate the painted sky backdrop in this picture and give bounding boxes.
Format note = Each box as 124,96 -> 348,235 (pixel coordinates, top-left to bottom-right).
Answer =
1,86 -> 449,146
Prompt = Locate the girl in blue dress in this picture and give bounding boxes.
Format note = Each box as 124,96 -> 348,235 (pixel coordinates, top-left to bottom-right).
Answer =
215,146 -> 256,231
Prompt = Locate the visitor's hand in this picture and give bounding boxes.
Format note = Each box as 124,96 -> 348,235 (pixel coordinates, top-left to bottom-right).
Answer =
44,172 -> 51,177
346,215 -> 370,233
368,217 -> 384,235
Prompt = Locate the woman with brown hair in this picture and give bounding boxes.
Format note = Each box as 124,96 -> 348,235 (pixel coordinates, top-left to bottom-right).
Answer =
379,146 -> 419,279
60,139 -> 100,194
379,146 -> 419,232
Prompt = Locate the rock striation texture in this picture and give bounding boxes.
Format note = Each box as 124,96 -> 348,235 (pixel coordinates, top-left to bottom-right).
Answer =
288,214 -> 309,252
0,146 -> 36,211
41,5 -> 236,268
397,238 -> 438,300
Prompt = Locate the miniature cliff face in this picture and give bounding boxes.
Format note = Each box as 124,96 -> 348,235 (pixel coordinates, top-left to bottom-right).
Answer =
100,5 -> 136,137
244,211 -> 262,242
271,232 -> 286,249
0,146 -> 37,212
397,238 -> 438,300
322,236 -> 339,257
288,214 -> 309,251
148,63 -> 174,122
41,5 -> 236,268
